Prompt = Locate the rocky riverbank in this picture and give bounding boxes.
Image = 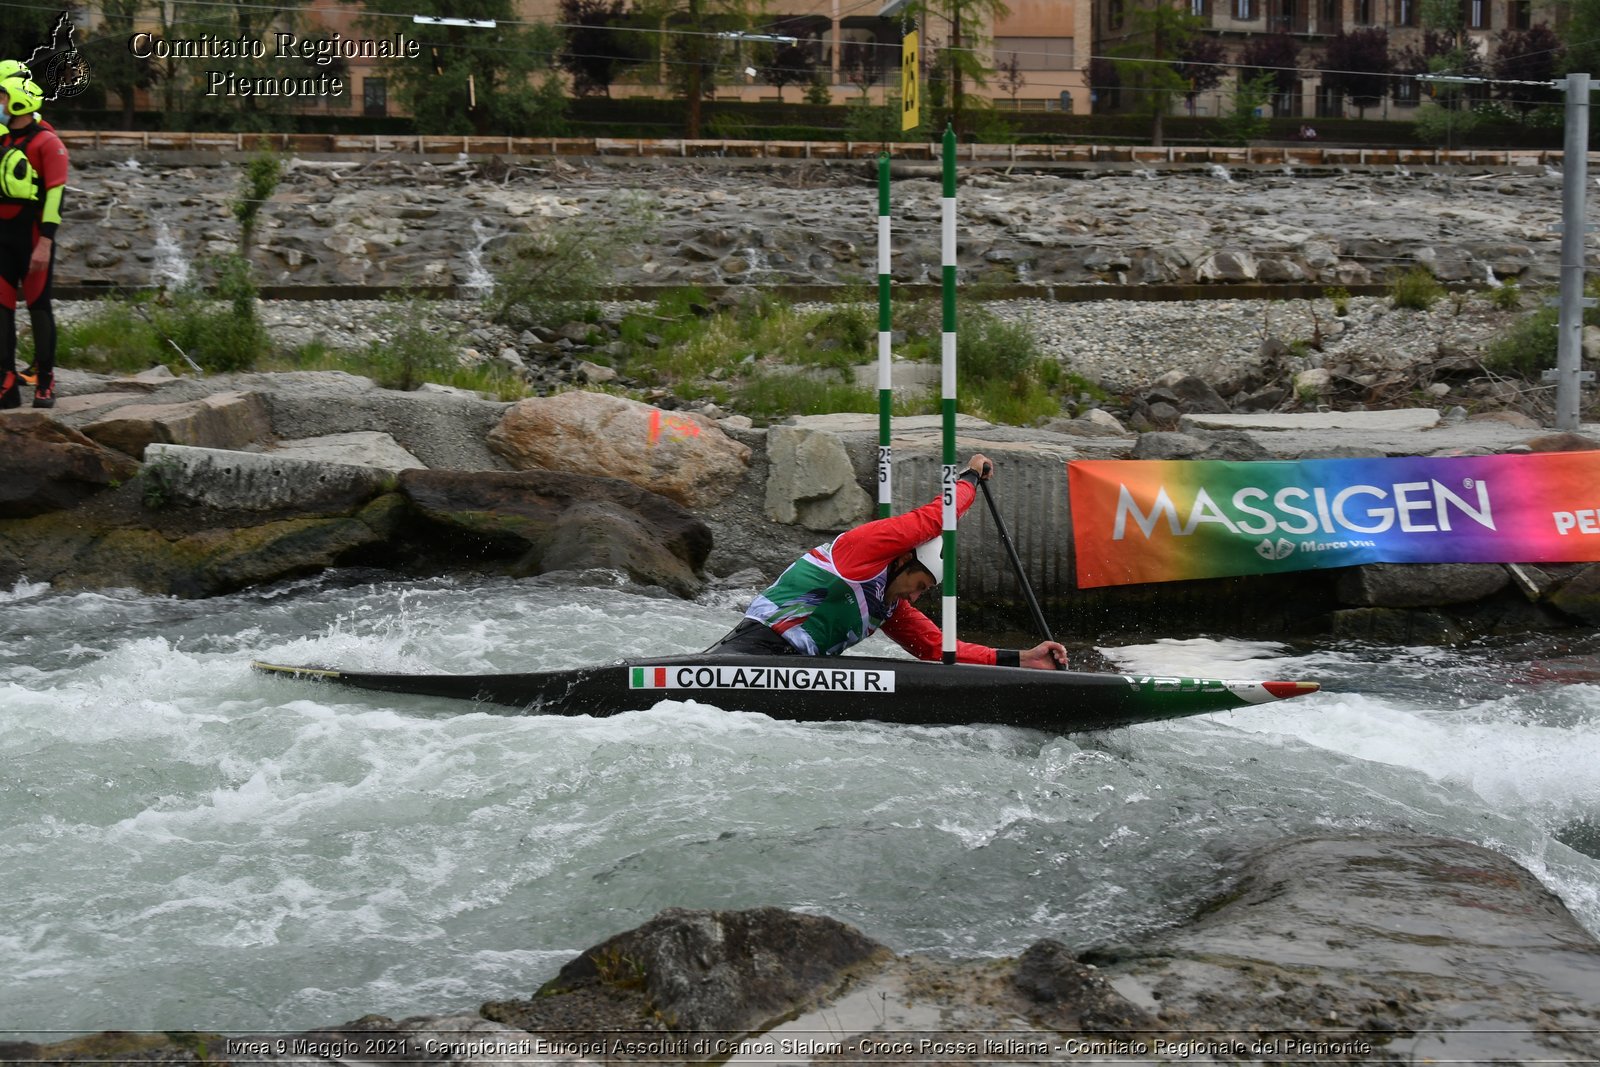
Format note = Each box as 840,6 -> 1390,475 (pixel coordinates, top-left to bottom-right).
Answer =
57,154 -> 1574,299
10,834 -> 1598,1064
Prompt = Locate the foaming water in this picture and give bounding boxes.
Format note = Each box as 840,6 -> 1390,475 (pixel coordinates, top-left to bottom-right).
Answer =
4,575 -> 1598,1034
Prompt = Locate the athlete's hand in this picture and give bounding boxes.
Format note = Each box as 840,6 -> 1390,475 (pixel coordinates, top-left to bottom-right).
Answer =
965,453 -> 994,480
1020,641 -> 1068,670
28,237 -> 50,276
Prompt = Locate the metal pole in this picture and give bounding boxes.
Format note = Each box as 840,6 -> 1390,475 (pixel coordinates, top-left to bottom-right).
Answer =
877,154 -> 893,519
1554,72 -> 1591,432
940,124 -> 958,664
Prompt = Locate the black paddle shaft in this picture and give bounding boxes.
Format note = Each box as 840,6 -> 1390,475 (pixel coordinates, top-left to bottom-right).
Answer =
978,471 -> 1063,668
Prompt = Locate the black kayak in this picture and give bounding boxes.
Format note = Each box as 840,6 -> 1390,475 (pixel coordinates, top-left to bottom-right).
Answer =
251,653 -> 1320,734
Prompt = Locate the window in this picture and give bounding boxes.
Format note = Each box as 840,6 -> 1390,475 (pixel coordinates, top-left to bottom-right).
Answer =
1510,0 -> 1531,27
1235,0 -> 1255,18
1396,0 -> 1417,25
1109,0 -> 1125,29
1394,78 -> 1419,106
1191,0 -> 1211,16
363,77 -> 386,118
992,37 -> 1075,70
1466,0 -> 1488,26
1320,0 -> 1340,27
1356,0 -> 1374,21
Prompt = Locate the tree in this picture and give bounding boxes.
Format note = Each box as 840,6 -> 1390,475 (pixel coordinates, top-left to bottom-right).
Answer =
762,43 -> 816,101
1174,33 -> 1226,113
1396,29 -> 1484,111
996,49 -> 1025,103
908,0 -> 1011,138
559,0 -> 649,97
64,2 -> 146,127
841,39 -> 885,99
1237,32 -> 1301,116
1493,25 -> 1562,116
647,0 -> 750,137
1561,0 -> 1600,79
362,0 -> 568,135
1113,5 -> 1211,144
1087,55 -> 1120,113
1320,27 -> 1391,118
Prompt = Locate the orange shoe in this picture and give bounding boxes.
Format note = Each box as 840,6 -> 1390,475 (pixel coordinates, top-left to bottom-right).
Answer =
18,364 -> 36,387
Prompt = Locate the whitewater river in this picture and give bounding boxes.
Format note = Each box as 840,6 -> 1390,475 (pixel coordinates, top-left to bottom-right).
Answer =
4,571 -> 1598,1037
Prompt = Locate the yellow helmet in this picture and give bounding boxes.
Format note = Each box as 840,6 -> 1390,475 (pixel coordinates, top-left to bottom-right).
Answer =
2,75 -> 44,116
0,60 -> 31,82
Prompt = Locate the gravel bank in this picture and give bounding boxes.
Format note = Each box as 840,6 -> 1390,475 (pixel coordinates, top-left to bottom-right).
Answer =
57,290 -> 1523,399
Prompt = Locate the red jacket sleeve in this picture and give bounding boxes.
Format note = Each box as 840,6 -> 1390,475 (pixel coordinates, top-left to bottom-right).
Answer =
881,603 -> 999,665
829,480 -> 978,579
28,127 -> 68,191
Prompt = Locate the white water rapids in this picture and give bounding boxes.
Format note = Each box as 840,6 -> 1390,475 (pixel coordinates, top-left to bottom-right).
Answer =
3,572 -> 1597,1036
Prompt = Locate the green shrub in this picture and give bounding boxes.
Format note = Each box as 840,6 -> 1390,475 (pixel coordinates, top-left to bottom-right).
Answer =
1483,306 -> 1558,378
1323,285 -> 1352,316
1488,280 -> 1523,311
360,297 -> 462,390
1389,267 -> 1444,311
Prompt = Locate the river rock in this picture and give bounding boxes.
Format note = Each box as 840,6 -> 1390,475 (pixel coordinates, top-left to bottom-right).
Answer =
0,413 -> 141,518
397,468 -> 711,597
1336,562 -> 1511,607
482,907 -> 891,1036
487,391 -> 751,508
269,431 -> 425,470
0,486 -> 404,598
763,424 -> 872,530
80,390 -> 273,459
1096,835 -> 1600,1059
1546,561 -> 1600,625
1129,429 -> 1272,461
142,443 -> 395,511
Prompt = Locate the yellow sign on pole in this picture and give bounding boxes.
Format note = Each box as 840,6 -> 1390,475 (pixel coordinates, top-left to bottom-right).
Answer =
901,31 -> 919,131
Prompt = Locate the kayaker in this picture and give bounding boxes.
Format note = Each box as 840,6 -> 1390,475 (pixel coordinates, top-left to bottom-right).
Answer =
707,452 -> 1069,668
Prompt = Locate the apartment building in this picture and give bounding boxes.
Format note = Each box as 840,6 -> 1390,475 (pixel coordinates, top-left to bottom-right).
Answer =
1096,0 -> 1552,120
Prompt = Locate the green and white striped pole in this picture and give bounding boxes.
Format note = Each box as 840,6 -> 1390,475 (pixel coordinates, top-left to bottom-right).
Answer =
940,124 -> 958,665
877,153 -> 893,519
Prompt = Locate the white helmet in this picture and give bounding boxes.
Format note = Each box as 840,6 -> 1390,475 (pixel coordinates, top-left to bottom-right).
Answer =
913,536 -> 943,579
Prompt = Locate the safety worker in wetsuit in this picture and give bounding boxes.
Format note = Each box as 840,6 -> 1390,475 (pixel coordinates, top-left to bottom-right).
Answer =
707,452 -> 1069,669
0,62 -> 68,410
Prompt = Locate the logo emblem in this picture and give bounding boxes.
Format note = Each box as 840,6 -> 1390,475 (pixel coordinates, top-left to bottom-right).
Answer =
1255,537 -> 1295,560
26,11 -> 92,102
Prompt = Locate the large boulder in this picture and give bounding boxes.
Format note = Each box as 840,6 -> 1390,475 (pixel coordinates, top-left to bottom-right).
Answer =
763,425 -> 872,530
398,469 -> 712,597
483,907 -> 890,1035
1129,429 -> 1271,461
80,391 -> 273,459
0,413 -> 140,517
1336,562 -> 1510,607
488,392 -> 750,508
1546,562 -> 1600,625
0,491 -> 405,598
1098,835 -> 1600,1056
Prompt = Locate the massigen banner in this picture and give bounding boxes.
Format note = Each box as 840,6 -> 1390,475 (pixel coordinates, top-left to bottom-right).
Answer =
1068,453 -> 1600,588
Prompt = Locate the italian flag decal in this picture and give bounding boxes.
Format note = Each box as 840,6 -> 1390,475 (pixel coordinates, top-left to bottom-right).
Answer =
632,667 -> 669,689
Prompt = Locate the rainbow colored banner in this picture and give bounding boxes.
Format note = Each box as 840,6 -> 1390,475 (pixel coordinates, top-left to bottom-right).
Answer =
1069,453 -> 1600,588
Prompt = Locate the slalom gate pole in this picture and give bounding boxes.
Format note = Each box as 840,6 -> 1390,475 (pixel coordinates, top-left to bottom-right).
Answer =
877,153 -> 893,519
940,124 -> 958,665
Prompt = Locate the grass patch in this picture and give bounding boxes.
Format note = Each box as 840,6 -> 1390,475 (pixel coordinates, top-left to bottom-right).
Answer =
1389,267 -> 1445,312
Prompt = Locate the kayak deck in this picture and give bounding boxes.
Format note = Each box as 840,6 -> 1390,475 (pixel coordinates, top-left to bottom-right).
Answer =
252,653 -> 1319,734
